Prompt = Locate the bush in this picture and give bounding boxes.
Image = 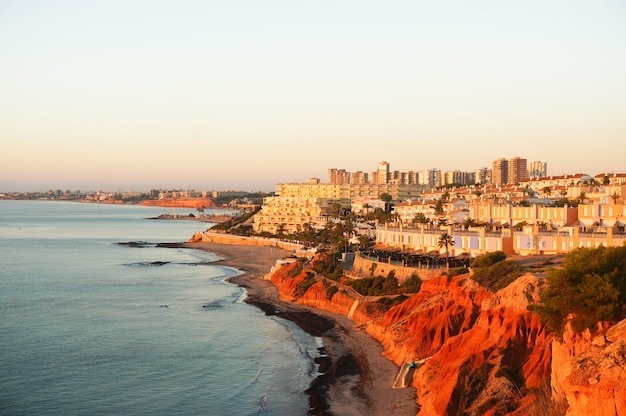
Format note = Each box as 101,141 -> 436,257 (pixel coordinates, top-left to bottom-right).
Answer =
295,272 -> 317,297
350,275 -> 400,296
287,262 -> 304,278
404,273 -> 422,293
471,260 -> 522,292
446,267 -> 469,277
471,251 -> 507,268
326,285 -> 339,300
312,252 -> 343,281
535,246 -> 626,336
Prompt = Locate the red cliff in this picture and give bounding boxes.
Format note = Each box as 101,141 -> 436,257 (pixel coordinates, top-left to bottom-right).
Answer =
266,256 -> 625,415
551,319 -> 626,416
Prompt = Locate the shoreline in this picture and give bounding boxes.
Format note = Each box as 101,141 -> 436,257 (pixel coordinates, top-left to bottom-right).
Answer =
180,241 -> 418,416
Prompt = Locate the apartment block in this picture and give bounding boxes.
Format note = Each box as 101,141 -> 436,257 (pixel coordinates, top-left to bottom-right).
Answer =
508,157 -> 528,185
328,168 -> 350,185
492,158 -> 508,185
528,161 -> 548,178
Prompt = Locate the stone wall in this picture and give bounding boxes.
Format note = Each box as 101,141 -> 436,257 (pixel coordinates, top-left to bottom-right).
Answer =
190,232 -> 307,254
351,252 -> 445,282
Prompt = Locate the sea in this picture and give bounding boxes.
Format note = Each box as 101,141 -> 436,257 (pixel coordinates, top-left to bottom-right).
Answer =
0,200 -> 320,416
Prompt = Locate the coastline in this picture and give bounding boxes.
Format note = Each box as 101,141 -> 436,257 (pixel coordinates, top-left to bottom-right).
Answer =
181,242 -> 417,416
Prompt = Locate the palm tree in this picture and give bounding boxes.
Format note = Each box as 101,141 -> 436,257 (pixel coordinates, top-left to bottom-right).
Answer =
578,192 -> 587,205
357,235 -> 372,250
542,187 -> 552,198
463,217 -> 477,229
437,233 -> 454,271
432,198 -> 445,216
276,223 -> 287,237
610,192 -> 621,204
412,213 -> 430,225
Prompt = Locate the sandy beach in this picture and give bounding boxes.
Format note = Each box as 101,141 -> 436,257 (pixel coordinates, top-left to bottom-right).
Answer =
180,241 -> 418,416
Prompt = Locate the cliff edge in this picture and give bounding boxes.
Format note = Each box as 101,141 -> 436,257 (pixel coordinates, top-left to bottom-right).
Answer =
263,254 -> 626,415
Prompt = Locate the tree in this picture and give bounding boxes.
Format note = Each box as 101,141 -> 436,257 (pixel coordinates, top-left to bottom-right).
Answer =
463,217 -> 477,229
578,192 -> 587,205
276,223 -> 287,237
412,213 -> 430,225
357,235 -> 372,250
603,175 -> 611,186
610,192 -> 621,204
432,198 -> 445,216
535,246 -> 626,336
380,193 -> 393,212
524,186 -> 537,198
542,187 -> 552,198
437,233 -> 454,271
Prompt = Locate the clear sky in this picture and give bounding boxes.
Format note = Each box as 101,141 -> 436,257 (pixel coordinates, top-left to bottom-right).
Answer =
1,0 -> 625,192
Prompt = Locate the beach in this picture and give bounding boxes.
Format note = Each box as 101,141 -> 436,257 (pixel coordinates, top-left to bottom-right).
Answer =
183,242 -> 418,416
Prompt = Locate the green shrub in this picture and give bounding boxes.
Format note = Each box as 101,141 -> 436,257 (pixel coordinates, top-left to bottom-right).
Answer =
471,260 -> 522,291
404,273 -> 422,293
295,272 -> 316,297
349,275 -> 401,296
287,262 -> 304,278
326,285 -> 339,300
446,267 -> 469,277
535,246 -> 626,336
471,251 -> 507,268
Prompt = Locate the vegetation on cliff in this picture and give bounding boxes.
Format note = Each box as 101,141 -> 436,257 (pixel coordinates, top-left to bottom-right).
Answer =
535,245 -> 626,336
469,251 -> 523,292
211,206 -> 261,234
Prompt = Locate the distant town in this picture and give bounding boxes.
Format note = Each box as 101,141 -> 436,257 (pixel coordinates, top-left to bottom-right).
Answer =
3,156 -> 625,258
0,188 -> 271,210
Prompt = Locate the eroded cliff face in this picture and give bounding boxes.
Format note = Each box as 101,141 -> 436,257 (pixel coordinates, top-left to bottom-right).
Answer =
552,319 -> 626,416
267,258 -> 625,415
364,274 -> 552,416
267,261 -> 355,317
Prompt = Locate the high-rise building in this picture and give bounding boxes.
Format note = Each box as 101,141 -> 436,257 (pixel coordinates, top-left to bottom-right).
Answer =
419,169 -> 441,188
475,167 -> 491,185
492,158 -> 508,185
350,171 -> 368,184
508,157 -> 528,185
375,161 -> 390,184
328,168 -> 350,184
528,161 -> 548,178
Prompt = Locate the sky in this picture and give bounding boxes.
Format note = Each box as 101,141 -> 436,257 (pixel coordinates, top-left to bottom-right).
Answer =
1,0 -> 625,192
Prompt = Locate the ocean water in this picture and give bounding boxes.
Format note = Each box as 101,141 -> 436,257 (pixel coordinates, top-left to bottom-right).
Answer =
0,200 -> 319,416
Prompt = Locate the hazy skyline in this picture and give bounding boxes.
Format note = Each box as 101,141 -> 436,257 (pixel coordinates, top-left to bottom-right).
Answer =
2,1 -> 625,192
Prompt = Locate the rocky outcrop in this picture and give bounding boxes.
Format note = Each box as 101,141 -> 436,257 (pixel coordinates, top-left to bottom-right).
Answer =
268,261 -> 356,316
552,319 -> 626,416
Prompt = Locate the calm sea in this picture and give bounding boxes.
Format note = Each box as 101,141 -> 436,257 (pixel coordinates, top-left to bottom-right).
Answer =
0,200 -> 319,416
